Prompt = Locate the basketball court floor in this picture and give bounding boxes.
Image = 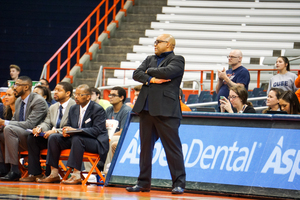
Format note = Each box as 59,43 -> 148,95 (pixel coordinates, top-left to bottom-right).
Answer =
0,181 -> 261,200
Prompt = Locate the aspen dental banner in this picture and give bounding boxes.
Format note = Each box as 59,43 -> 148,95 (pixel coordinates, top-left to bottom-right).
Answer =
106,113 -> 300,199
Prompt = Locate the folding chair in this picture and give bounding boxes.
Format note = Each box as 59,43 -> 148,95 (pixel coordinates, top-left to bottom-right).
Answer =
58,150 -> 105,185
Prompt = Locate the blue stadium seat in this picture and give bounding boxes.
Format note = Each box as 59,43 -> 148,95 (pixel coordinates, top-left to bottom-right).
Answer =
198,91 -> 210,103
252,87 -> 263,97
186,94 -> 199,104
212,91 -> 218,101
202,95 -> 213,103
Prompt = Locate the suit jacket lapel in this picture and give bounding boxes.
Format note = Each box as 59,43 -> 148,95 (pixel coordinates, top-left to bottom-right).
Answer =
82,101 -> 93,128
13,97 -> 22,121
60,100 -> 73,128
73,105 -> 80,128
52,103 -> 59,125
25,94 -> 34,119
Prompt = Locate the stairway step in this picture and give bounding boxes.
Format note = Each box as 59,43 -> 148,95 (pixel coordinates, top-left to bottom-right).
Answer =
81,70 -> 99,79
74,78 -> 96,88
119,22 -> 151,31
138,0 -> 167,6
130,6 -> 163,14
123,14 -> 157,22
89,62 -> 120,70
96,54 -> 127,62
102,46 -> 133,54
106,38 -> 139,46
114,30 -> 145,39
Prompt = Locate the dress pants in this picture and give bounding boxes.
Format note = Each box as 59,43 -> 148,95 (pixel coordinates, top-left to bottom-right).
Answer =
0,131 -> 10,173
3,125 -> 30,165
27,134 -> 51,176
137,111 -> 186,189
0,131 -> 5,163
47,134 -> 100,170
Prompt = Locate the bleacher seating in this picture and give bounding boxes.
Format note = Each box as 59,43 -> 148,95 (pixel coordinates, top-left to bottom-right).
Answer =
107,0 -> 300,93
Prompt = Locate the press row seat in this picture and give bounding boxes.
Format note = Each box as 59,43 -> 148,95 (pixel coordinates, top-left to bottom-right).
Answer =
157,14 -> 300,26
162,7 -> 300,17
139,38 -> 294,49
167,0 -> 300,9
145,30 -> 300,42
133,45 -> 274,57
150,22 -> 300,33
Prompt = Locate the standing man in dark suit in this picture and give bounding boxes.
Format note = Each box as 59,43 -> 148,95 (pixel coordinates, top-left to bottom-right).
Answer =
126,34 -> 186,194
0,76 -> 48,181
19,82 -> 75,182
37,84 -> 109,184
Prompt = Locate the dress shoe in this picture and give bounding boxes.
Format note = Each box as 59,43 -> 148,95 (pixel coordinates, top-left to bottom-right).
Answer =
171,186 -> 184,194
126,185 -> 150,192
0,172 -> 8,177
61,175 -> 82,185
36,175 -> 60,183
19,174 -> 44,182
0,171 -> 21,181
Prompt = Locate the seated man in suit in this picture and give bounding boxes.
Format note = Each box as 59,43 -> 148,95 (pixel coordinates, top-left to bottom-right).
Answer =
37,84 -> 109,184
0,76 -> 48,181
19,82 -> 75,182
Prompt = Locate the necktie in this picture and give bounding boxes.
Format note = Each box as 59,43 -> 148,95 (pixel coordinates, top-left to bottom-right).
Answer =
19,101 -> 25,121
56,105 -> 63,128
78,109 -> 85,128
78,109 -> 83,128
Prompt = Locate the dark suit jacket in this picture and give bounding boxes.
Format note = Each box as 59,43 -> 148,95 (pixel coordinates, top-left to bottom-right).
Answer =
9,93 -> 48,129
66,101 -> 109,161
132,52 -> 185,119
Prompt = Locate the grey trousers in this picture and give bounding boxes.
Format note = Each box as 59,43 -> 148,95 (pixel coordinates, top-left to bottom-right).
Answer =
3,125 -> 30,165
0,131 -> 4,163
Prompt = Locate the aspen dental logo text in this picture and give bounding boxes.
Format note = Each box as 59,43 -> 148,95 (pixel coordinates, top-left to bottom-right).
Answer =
261,136 -> 300,182
120,131 -> 300,182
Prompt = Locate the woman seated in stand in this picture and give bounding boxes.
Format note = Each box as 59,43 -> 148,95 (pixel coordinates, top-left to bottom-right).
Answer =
278,90 -> 300,114
262,88 -> 284,114
220,85 -> 256,113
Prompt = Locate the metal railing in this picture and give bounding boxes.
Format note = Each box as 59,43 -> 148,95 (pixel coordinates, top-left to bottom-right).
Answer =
40,0 -> 133,84
100,67 -> 300,92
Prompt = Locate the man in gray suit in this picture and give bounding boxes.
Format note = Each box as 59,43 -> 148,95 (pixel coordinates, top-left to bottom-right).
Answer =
0,76 -> 48,181
19,82 -> 75,182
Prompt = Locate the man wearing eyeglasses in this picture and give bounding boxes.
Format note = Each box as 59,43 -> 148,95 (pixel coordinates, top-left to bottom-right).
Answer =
36,84 -> 108,184
216,49 -> 250,111
126,34 -> 186,194
102,86 -> 131,172
0,76 -> 48,181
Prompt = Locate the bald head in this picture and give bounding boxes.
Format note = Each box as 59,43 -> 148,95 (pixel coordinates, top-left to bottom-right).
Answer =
77,84 -> 91,95
154,34 -> 176,56
228,49 -> 243,69
231,49 -> 243,57
162,34 -> 175,49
